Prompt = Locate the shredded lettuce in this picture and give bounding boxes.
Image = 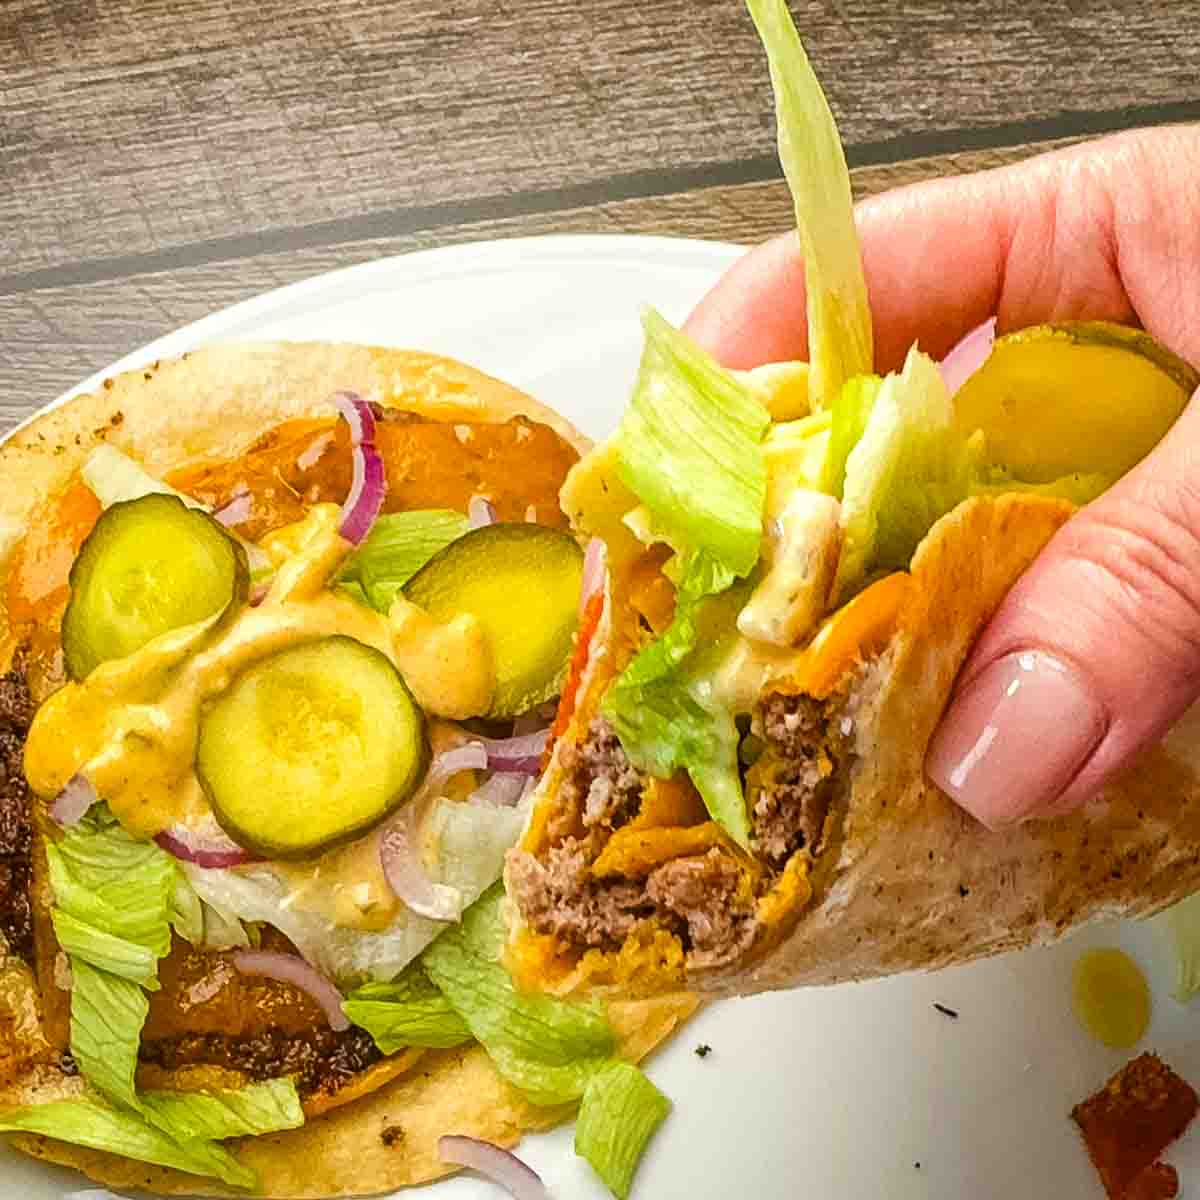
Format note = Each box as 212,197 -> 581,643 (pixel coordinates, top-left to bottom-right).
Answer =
0,1081 -> 302,1191
1153,890 -> 1200,1001
822,374 -> 881,497
34,807 -> 294,1188
343,966 -> 473,1053
612,308 -> 769,579
82,444 -> 205,511
836,348 -> 972,595
575,1060 -> 672,1200
603,553 -> 750,844
338,509 -> 470,612
746,0 -> 873,410
184,796 -> 527,986
423,887 -> 615,1106
46,811 -> 180,1103
0,1100 -> 257,1189
835,347 -> 1110,596
137,1078 -> 303,1144
67,959 -> 147,1112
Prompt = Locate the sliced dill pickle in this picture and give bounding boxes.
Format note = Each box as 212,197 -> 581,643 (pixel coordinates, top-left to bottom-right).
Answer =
62,493 -> 247,679
953,321 -> 1200,483
196,635 -> 428,859
403,523 -> 584,718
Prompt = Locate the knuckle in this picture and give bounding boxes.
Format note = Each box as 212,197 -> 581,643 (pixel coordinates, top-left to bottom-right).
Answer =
1062,483 -> 1200,668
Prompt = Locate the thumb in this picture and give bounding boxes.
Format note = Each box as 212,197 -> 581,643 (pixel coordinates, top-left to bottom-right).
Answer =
927,385 -> 1200,828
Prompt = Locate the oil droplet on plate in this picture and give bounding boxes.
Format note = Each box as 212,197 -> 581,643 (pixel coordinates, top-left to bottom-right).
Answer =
1071,947 -> 1151,1049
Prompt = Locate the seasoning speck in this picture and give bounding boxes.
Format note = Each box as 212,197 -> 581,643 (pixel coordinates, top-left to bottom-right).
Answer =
695,1044 -> 712,1059
933,1003 -> 959,1019
380,1125 -> 406,1148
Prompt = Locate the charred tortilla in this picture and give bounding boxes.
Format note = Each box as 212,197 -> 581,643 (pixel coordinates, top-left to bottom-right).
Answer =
0,342 -> 695,1195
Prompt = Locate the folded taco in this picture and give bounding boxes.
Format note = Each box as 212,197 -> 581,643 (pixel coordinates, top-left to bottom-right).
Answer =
0,342 -> 693,1197
504,0 -> 1200,998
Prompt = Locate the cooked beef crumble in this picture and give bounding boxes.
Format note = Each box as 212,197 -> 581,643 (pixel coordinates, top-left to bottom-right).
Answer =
0,662 -> 35,963
749,691 -> 852,868
508,842 -> 757,970
140,1025 -> 384,1100
559,718 -> 643,833
508,839 -> 654,949
645,849 -> 756,969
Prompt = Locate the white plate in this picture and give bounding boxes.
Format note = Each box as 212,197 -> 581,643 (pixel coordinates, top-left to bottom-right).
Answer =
6,234 -> 1197,1200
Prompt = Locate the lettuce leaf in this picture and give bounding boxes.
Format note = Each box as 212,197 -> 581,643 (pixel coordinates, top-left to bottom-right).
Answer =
822,374 -> 881,497
32,807 -> 295,1189
423,887 -> 615,1106
138,1078 -> 303,1144
183,794 -> 526,987
0,1100 -> 257,1190
0,1081 -> 302,1191
343,967 -> 473,1053
575,1060 -> 672,1200
835,347 -> 1111,596
603,554 -> 751,844
1153,890 -> 1200,1001
67,959 -> 147,1112
46,811 -> 181,1104
746,0 -> 873,410
612,308 -> 769,579
338,509 -> 470,612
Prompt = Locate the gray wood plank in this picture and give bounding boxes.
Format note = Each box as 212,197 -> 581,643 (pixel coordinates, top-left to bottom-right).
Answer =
0,140 -> 1071,423
3,0 -> 1197,282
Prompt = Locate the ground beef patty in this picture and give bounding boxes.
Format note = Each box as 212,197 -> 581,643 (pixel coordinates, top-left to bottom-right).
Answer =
140,1025 -> 383,1100
508,842 -> 757,970
0,662 -> 35,963
750,691 -> 852,869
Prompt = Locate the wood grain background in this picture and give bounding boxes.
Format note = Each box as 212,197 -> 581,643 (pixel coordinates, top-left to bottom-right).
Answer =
3,0 -> 1199,418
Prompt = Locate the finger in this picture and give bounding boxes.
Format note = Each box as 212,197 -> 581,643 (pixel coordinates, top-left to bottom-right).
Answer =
684,126 -> 1200,372
927,383 -> 1200,828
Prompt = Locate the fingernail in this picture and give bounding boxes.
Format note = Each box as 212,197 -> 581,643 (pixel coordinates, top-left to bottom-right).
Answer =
927,650 -> 1107,828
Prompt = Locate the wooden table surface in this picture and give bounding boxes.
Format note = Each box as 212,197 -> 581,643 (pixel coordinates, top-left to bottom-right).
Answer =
3,0 -> 1199,429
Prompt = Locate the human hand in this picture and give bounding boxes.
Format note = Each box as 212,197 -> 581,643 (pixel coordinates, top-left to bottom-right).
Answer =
684,125 -> 1200,829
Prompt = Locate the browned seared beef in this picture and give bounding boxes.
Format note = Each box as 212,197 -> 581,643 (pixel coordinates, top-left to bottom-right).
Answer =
560,718 -> 643,832
750,692 -> 851,869
645,849 -> 756,969
507,839 -> 657,949
0,664 -> 35,963
139,1025 -> 383,1099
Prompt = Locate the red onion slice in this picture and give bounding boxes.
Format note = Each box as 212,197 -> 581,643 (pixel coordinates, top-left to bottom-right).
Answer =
468,494 -> 498,528
438,1137 -> 549,1200
50,775 -> 98,827
468,772 -> 528,808
212,491 -> 252,528
580,537 -> 606,617
939,316 -> 997,396
155,823 -> 254,869
233,950 -> 349,1030
333,390 -> 387,545
379,807 -> 463,921
475,728 -> 550,775
377,740 -> 486,919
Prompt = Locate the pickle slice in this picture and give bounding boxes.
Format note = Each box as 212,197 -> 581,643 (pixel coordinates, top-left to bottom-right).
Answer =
196,636 -> 428,859
404,523 -> 584,718
62,493 -> 247,680
953,320 -> 1200,483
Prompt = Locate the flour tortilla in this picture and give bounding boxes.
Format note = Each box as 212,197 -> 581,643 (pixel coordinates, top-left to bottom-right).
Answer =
0,343 -> 696,1194
520,491 -> 1200,997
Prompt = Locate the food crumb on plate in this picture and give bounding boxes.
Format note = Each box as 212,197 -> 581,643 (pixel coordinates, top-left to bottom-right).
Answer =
694,1044 -> 712,1059
932,1002 -> 958,1019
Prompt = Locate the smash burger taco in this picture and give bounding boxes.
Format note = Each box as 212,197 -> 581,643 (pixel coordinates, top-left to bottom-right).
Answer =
0,343 -> 693,1197
505,0 -> 1200,998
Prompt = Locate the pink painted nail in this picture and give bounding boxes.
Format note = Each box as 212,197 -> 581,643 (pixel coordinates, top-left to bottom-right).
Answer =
926,650 -> 1107,829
